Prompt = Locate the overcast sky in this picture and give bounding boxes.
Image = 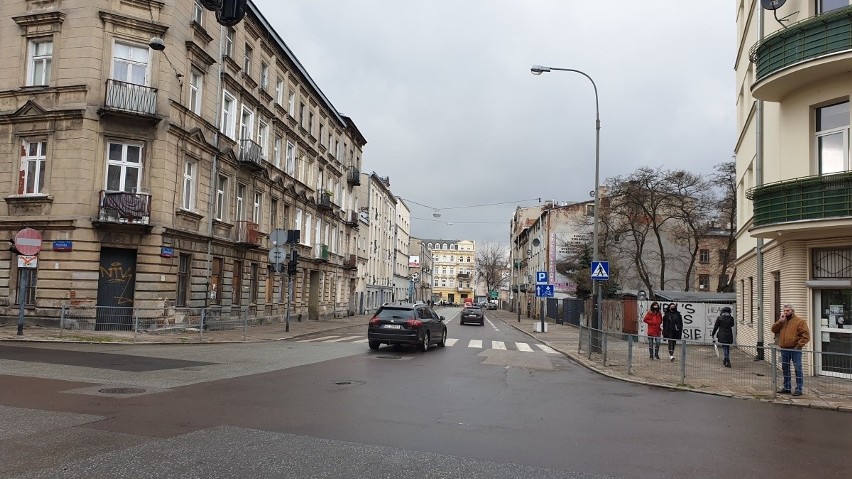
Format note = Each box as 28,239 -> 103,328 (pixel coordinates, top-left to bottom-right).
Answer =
254,1 -> 735,247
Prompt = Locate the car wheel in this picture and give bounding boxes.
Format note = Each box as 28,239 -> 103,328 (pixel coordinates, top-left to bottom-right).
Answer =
420,332 -> 430,352
368,341 -> 380,350
438,328 -> 447,347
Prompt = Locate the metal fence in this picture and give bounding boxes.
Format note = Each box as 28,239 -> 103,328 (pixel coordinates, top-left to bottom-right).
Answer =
577,324 -> 852,400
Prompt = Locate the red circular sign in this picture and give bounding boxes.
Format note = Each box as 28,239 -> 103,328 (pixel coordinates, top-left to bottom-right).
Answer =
14,228 -> 42,256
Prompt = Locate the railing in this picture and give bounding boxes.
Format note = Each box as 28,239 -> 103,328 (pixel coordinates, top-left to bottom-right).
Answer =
234,220 -> 259,245
97,190 -> 151,225
104,79 -> 158,116
238,139 -> 264,167
345,210 -> 359,226
347,167 -> 361,185
314,243 -> 329,261
345,254 -> 357,269
751,6 -> 852,81
318,191 -> 332,209
745,172 -> 852,227
457,272 -> 471,279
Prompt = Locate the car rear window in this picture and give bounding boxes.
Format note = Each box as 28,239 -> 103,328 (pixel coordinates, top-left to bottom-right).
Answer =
463,307 -> 481,312
375,307 -> 416,319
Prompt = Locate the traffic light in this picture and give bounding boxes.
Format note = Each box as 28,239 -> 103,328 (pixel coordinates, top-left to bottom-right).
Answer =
287,250 -> 299,276
198,0 -> 222,10
216,0 -> 247,27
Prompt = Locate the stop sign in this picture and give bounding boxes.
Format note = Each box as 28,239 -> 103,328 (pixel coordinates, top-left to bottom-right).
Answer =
14,228 -> 42,256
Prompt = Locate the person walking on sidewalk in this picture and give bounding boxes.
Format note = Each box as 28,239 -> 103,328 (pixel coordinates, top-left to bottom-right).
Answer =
712,306 -> 735,368
643,302 -> 663,360
662,303 -> 683,361
771,304 -> 810,396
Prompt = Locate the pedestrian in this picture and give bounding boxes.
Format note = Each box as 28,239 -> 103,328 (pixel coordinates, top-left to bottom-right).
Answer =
711,306 -> 735,368
771,304 -> 810,396
643,302 -> 663,359
662,303 -> 683,361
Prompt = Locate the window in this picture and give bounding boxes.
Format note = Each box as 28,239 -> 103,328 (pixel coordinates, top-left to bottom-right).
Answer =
257,119 -> 268,155
221,91 -> 237,137
305,213 -> 312,245
271,199 -> 279,229
699,249 -> 710,264
177,253 -> 191,306
215,175 -> 227,221
243,43 -> 252,74
288,92 -> 296,117
233,260 -> 242,305
275,78 -> 284,104
253,192 -> 262,224
20,139 -> 47,195
299,102 -> 305,127
112,42 -> 149,85
273,135 -> 282,168
236,183 -> 246,220
319,124 -> 325,146
189,70 -> 203,115
816,101 -> 849,175
698,274 -> 710,290
27,40 -> 52,86
15,268 -> 37,305
106,142 -> 143,192
224,28 -> 234,57
260,61 -> 269,90
240,106 -> 254,141
193,1 -> 204,25
182,160 -> 196,210
285,141 -> 295,175
308,111 -> 315,136
718,249 -> 728,264
295,208 -> 302,232
819,0 -> 849,13
210,257 -> 223,304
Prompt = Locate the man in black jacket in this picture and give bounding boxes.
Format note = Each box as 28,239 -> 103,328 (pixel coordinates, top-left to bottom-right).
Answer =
712,306 -> 736,368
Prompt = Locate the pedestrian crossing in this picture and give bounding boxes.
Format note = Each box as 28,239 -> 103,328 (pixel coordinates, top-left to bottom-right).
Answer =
295,335 -> 559,354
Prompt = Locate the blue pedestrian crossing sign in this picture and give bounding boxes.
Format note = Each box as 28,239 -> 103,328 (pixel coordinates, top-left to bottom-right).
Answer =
536,271 -> 548,284
591,261 -> 610,281
535,284 -> 555,297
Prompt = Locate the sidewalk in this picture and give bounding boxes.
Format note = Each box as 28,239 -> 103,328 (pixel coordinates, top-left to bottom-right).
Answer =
2,309 -> 850,412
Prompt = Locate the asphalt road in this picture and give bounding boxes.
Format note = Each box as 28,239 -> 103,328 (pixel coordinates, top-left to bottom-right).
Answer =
0,307 -> 849,478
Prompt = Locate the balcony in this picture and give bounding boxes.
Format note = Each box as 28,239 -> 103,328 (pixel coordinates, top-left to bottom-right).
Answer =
347,167 -> 361,186
751,6 -> 852,101
99,79 -> 160,123
317,191 -> 332,210
234,220 -> 260,247
345,254 -> 357,269
345,210 -> 359,228
94,190 -> 152,231
745,172 -> 852,238
314,243 -> 329,261
457,272 -> 471,280
238,139 -> 264,170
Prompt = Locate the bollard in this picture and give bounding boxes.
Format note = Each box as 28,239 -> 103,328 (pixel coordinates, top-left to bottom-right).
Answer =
771,346 -> 777,399
200,308 -> 206,339
60,304 -> 66,337
679,339 -> 687,385
133,309 -> 139,343
627,334 -> 634,375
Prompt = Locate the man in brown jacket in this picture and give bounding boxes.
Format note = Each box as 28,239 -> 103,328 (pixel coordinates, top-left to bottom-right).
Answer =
771,304 -> 810,396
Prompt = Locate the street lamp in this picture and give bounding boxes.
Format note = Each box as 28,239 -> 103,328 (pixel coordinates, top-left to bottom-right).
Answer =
531,64 -> 602,339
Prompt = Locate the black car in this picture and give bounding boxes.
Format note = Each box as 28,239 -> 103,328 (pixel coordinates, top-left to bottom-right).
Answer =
367,303 -> 447,351
460,306 -> 485,326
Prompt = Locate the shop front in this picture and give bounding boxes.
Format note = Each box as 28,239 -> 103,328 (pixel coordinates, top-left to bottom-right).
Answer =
809,247 -> 852,379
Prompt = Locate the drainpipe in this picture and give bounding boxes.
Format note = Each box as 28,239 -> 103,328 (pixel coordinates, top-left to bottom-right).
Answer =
755,4 -> 765,360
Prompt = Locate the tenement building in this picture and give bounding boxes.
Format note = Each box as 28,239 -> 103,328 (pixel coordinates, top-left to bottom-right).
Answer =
0,0 -> 366,326
424,239 -> 476,305
736,0 -> 851,377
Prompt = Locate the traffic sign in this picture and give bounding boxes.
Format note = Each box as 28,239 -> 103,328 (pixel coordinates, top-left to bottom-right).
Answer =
268,246 -> 287,264
18,255 -> 38,268
535,284 -> 554,297
269,229 -> 288,246
591,261 -> 610,280
536,271 -> 548,284
14,228 -> 42,256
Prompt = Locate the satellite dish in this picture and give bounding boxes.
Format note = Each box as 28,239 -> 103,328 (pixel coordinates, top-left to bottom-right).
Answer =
760,0 -> 786,10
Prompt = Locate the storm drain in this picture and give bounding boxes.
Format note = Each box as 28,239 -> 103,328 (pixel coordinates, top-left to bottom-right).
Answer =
98,387 -> 147,395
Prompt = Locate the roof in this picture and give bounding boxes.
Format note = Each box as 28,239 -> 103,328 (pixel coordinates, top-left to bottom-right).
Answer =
653,290 -> 736,302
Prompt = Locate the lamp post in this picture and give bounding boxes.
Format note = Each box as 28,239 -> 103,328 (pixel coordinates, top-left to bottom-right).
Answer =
531,65 -> 602,340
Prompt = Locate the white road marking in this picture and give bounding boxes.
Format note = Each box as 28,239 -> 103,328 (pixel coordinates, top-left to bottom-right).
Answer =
327,335 -> 362,342
468,339 -> 483,349
352,338 -> 369,343
485,317 -> 500,331
492,341 -> 506,350
446,338 -> 459,346
536,344 -> 559,354
515,342 -> 534,352
297,335 -> 340,342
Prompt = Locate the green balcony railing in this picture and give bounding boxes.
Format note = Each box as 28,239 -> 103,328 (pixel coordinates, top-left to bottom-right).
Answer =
751,6 -> 852,81
746,172 -> 852,227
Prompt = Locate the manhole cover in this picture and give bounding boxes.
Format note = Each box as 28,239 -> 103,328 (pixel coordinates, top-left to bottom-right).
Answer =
377,355 -> 402,360
98,387 -> 146,394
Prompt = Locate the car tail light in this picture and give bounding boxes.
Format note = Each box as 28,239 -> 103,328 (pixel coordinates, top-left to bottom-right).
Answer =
405,319 -> 423,328
369,316 -> 380,326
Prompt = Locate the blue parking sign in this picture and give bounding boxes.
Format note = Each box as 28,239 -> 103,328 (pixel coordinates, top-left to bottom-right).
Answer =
536,271 -> 548,284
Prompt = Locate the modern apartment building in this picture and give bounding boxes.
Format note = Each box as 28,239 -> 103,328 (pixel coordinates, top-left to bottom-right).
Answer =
0,0 -> 366,325
424,239 -> 475,305
736,0 -> 852,377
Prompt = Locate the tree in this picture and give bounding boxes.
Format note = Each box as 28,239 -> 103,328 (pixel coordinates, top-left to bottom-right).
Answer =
712,161 -> 737,292
665,170 -> 714,291
475,242 -> 509,298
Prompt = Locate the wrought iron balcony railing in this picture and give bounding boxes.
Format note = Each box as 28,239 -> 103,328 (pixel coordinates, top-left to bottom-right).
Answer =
97,190 -> 151,224
234,220 -> 260,246
318,191 -> 332,210
345,254 -> 357,269
745,172 -> 852,227
238,139 -> 264,168
347,167 -> 361,185
345,210 -> 359,227
104,79 -> 158,116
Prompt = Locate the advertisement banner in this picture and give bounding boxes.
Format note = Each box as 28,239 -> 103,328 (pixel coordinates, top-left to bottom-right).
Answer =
637,300 -> 736,344
408,255 -> 420,267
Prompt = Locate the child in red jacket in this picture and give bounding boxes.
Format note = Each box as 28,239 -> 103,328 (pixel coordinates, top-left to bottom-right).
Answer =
643,302 -> 663,359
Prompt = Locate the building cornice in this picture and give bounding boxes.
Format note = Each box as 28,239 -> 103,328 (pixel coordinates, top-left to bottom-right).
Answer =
99,11 -> 168,37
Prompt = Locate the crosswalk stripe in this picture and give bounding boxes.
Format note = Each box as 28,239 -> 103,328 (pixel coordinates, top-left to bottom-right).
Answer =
297,335 -> 340,342
468,339 -> 483,349
327,335 -> 362,342
492,341 -> 506,350
536,344 -> 558,354
445,338 -> 459,346
515,342 -> 534,352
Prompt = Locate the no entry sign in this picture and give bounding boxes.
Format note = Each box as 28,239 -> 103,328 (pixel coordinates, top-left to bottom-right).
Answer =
14,228 -> 42,256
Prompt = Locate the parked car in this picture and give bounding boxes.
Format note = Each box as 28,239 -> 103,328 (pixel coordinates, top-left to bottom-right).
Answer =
486,302 -> 497,310
367,303 -> 447,351
460,306 -> 485,326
